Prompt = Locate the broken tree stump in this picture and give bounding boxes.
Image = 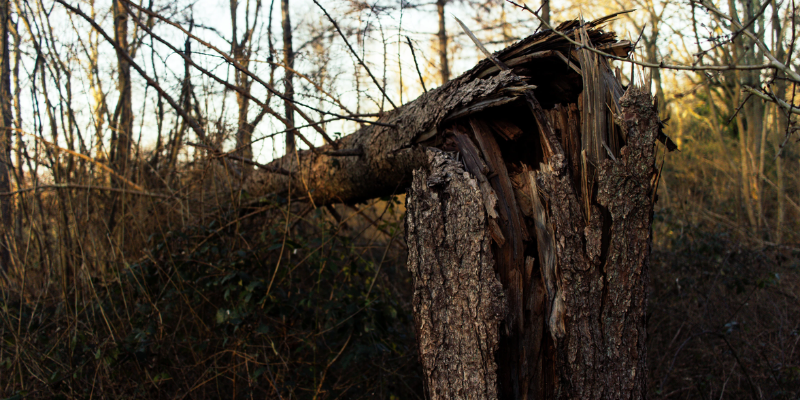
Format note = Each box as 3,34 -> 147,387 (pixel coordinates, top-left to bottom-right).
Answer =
248,14 -> 672,400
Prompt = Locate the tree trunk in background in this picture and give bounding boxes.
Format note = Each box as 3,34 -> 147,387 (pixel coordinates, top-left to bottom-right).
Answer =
232,0 -> 254,163
168,21 -> 193,171
644,31 -> 664,114
437,0 -> 449,85
111,0 -> 133,179
542,0 -> 550,26
11,9 -> 22,252
772,0 -> 787,243
0,0 -> 12,273
281,0 -> 296,155
729,0 -> 765,234
107,0 -> 133,234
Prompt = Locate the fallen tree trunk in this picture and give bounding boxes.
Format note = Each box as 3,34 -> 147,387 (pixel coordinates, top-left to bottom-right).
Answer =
248,15 -> 668,400
244,17 -> 633,205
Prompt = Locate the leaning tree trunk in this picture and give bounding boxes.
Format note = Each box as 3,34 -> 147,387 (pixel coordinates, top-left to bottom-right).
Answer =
246,16 -> 669,400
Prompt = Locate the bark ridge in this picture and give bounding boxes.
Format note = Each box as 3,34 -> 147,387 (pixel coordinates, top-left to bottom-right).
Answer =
406,149 -> 505,400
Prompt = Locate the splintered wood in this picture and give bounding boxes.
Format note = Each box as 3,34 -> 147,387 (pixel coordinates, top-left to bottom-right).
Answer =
247,12 -> 668,400
405,21 -> 663,400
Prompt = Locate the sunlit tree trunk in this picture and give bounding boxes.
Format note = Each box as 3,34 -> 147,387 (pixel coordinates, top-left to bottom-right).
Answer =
86,0 -> 109,165
10,0 -> 21,256
542,0 -> 550,26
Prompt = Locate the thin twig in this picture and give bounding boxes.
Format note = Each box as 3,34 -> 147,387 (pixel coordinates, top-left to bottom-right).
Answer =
186,142 -> 294,176
56,0 -> 209,145
0,184 -> 174,198
454,16 -> 510,71
122,0 -> 395,131
742,86 -> 800,115
697,0 -> 800,82
27,132 -> 145,191
312,0 -> 398,109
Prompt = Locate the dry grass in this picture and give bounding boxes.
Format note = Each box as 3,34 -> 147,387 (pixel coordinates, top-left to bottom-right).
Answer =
1,156 -> 421,399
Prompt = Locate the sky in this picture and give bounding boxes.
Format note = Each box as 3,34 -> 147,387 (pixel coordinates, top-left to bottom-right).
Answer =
17,0 -> 720,168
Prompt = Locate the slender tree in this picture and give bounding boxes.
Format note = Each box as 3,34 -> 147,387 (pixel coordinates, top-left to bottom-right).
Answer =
437,0 -> 449,84
281,0 -> 296,155
106,0 -> 134,234
231,0 -> 262,163
0,0 -> 12,272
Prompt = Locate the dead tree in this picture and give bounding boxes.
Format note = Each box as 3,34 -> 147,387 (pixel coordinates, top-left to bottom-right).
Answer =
247,16 -> 669,399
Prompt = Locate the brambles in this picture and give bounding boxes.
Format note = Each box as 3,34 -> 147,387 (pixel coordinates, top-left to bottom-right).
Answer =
1,196 -> 422,399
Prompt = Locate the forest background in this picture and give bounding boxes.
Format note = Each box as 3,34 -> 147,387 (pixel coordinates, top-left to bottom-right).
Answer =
0,0 -> 798,398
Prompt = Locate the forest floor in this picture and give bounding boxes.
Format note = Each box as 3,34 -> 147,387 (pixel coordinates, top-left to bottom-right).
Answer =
1,198 -> 798,399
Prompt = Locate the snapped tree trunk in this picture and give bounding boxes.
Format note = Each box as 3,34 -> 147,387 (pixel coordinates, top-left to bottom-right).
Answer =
246,16 -> 667,399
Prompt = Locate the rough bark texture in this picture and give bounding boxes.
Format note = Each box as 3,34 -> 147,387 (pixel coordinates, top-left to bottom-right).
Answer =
595,87 -> 657,398
246,70 -> 524,204
404,85 -> 658,400
248,16 -> 666,400
406,149 -> 505,400
532,86 -> 657,400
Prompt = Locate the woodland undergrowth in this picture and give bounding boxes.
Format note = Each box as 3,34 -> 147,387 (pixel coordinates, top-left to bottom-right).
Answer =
1,158 -> 421,399
0,155 -> 798,399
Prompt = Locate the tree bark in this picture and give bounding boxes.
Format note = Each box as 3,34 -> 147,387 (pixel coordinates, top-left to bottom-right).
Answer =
532,86 -> 655,399
542,0 -> 550,26
231,0 -> 254,161
245,68 -> 525,204
437,0 -> 449,85
107,0 -> 133,235
111,0 -> 133,177
406,149 -> 505,400
247,18 -> 662,399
